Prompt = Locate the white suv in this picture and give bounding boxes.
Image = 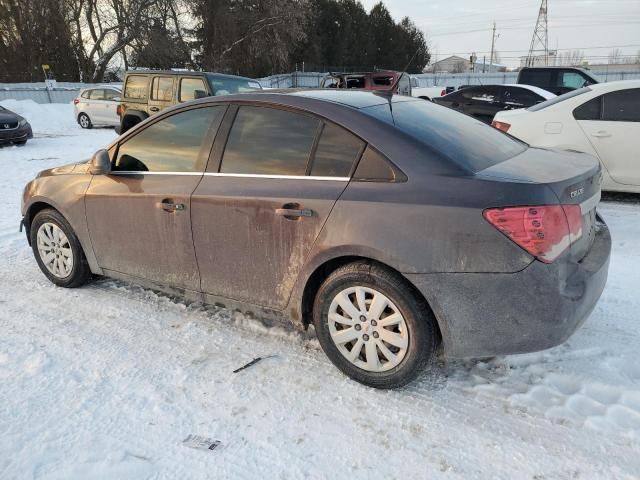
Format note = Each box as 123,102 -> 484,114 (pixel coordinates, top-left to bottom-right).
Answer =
73,86 -> 122,129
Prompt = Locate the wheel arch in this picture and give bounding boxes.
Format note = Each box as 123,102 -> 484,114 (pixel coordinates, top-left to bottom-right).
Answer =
298,255 -> 443,345
24,201 -> 60,245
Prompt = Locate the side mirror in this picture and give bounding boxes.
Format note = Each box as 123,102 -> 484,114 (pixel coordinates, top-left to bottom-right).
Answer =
89,149 -> 112,175
194,89 -> 208,99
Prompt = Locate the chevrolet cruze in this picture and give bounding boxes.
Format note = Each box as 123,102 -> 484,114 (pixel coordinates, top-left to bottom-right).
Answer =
21,90 -> 611,388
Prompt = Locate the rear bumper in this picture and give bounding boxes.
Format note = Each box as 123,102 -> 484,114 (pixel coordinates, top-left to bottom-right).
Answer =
405,218 -> 611,358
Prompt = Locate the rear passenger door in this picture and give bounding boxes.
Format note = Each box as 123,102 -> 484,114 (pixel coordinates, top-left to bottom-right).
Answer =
191,105 -> 365,309
576,88 -> 640,186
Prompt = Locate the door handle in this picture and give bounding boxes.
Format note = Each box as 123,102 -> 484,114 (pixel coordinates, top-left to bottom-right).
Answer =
158,200 -> 185,212
276,208 -> 313,219
149,106 -> 160,112
591,131 -> 611,138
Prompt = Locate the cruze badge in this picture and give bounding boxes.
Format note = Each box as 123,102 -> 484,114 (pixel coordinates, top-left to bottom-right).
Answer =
570,187 -> 584,198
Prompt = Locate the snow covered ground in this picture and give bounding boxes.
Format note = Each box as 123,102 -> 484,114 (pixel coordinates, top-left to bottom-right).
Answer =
1,100 -> 639,480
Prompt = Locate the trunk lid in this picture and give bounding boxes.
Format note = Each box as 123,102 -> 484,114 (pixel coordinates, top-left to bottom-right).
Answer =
477,147 -> 602,261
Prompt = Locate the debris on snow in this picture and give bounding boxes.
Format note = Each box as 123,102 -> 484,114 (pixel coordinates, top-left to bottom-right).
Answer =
182,435 -> 221,452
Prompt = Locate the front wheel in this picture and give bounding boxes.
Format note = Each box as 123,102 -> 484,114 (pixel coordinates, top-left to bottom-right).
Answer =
312,262 -> 438,389
30,209 -> 91,288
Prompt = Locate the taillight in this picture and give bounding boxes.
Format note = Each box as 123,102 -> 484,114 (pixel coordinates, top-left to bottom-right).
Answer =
116,105 -> 122,116
491,120 -> 511,132
440,89 -> 446,96
73,98 -> 80,105
483,205 -> 583,263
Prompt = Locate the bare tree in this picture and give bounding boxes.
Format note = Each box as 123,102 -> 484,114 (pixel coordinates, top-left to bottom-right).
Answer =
557,49 -> 584,66
608,48 -> 622,65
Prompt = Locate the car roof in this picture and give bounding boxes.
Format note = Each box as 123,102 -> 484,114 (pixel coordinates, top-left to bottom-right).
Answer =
585,79 -> 640,91
124,70 -> 258,82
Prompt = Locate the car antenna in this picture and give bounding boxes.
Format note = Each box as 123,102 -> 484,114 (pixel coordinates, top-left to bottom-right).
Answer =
387,47 -> 421,96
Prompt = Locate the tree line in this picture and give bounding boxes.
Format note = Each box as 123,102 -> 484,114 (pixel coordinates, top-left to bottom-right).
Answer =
0,0 -> 430,83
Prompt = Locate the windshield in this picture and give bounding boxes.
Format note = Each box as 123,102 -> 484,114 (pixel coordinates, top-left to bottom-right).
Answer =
361,100 -> 527,172
527,86 -> 592,112
207,76 -> 262,96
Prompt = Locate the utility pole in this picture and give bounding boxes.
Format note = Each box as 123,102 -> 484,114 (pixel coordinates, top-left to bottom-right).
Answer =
489,22 -> 497,69
526,0 -> 549,67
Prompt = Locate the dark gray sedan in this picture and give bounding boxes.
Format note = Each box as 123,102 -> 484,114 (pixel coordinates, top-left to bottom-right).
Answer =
0,105 -> 33,145
20,90 -> 611,388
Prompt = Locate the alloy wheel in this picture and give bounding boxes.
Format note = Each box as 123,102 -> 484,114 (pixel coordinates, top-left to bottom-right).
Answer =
36,222 -> 74,278
328,286 -> 409,372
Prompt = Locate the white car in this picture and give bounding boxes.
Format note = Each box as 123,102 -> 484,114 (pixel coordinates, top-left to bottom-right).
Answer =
410,77 -> 446,100
73,86 -> 122,129
493,80 -> 640,192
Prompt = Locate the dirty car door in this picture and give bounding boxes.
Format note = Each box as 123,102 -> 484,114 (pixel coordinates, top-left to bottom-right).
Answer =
85,106 -> 225,290
192,105 -> 364,309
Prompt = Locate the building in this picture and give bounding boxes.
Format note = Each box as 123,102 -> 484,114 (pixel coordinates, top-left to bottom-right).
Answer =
425,55 -> 506,73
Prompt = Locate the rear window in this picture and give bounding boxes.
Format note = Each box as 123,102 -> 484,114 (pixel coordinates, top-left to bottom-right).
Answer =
124,75 -> 148,100
528,87 -> 592,112
361,100 -> 527,172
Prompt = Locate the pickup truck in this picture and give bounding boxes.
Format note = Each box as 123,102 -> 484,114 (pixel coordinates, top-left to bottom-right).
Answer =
517,67 -> 599,96
320,71 -> 446,100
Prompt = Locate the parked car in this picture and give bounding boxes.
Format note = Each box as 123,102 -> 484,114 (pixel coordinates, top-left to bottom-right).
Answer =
493,80 -> 640,193
433,84 -> 555,123
21,90 -> 610,389
517,67 -> 599,96
0,105 -> 33,146
322,71 -> 447,100
118,70 -> 263,133
409,77 -> 447,100
73,86 -> 122,129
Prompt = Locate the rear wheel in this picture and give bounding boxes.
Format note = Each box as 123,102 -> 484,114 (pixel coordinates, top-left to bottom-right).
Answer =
78,113 -> 92,129
30,209 -> 91,288
312,261 -> 437,389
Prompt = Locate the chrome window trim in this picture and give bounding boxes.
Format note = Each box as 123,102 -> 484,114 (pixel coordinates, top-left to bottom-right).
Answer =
205,172 -> 350,181
110,171 -> 350,181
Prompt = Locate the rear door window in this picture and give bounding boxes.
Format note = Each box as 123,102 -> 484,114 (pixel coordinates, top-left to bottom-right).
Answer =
520,70 -> 553,87
179,78 -> 207,102
151,77 -> 174,101
309,123 -> 364,177
124,75 -> 148,100
602,89 -> 640,122
220,106 -> 320,176
115,107 -> 223,172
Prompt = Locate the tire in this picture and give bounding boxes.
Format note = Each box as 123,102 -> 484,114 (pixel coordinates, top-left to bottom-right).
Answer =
30,208 -> 91,288
312,261 -> 437,389
78,113 -> 92,129
14,140 -> 27,146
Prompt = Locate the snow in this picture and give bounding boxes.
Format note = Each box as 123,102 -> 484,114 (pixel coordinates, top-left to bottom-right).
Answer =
1,100 -> 639,479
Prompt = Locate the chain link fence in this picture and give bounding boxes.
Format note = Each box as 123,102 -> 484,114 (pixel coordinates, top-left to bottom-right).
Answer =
2,68 -> 639,104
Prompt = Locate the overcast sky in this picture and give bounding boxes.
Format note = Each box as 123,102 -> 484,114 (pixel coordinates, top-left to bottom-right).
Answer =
361,0 -> 640,68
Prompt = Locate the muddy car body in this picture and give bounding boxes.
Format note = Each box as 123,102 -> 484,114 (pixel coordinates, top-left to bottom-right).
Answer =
21,90 -> 611,388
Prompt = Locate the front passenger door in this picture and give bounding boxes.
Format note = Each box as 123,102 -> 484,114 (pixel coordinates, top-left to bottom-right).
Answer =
85,106 -> 226,290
